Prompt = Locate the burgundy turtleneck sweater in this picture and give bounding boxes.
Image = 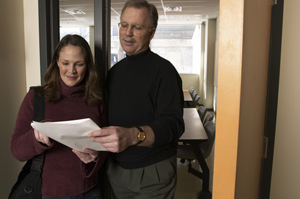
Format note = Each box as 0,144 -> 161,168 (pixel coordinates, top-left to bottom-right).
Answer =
11,79 -> 108,197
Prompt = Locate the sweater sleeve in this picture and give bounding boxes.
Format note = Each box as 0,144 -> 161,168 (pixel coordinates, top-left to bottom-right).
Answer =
149,62 -> 185,147
11,89 -> 50,162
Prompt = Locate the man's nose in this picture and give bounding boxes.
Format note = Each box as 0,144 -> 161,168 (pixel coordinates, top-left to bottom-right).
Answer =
125,26 -> 134,35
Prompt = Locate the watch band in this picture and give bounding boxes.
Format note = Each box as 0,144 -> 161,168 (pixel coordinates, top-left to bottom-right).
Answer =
136,126 -> 143,132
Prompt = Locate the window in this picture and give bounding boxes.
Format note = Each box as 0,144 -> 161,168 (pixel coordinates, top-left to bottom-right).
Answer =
111,25 -> 201,74
60,27 -> 90,43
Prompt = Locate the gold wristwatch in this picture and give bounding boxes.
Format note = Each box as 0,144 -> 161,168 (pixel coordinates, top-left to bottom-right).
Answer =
136,126 -> 146,145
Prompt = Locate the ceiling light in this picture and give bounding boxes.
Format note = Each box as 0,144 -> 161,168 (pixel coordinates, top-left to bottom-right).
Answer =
164,7 -> 182,12
64,10 -> 86,15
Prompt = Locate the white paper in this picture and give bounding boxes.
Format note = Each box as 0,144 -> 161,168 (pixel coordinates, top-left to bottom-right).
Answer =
31,118 -> 107,152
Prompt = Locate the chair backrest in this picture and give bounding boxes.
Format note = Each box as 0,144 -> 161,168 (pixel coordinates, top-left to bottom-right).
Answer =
189,87 -> 195,95
201,121 -> 216,159
197,105 -> 207,121
203,112 -> 214,125
194,94 -> 200,105
191,90 -> 197,100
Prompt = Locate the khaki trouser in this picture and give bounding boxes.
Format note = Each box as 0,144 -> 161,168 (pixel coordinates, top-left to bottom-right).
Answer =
106,156 -> 177,199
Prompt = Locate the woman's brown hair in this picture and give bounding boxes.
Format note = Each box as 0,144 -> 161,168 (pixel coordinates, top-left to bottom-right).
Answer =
40,34 -> 102,106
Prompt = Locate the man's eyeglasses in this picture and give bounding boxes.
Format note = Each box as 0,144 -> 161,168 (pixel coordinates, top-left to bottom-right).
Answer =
118,22 -> 150,33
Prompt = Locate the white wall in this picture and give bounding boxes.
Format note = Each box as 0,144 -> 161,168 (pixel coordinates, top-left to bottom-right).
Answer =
0,0 -> 40,197
270,0 -> 300,198
203,19 -> 216,109
180,74 -> 200,93
0,0 -> 27,197
23,0 -> 40,87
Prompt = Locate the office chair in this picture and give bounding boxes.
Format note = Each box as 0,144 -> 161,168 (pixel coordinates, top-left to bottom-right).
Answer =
197,105 -> 207,121
177,121 -> 216,178
194,94 -> 201,107
203,112 -> 214,125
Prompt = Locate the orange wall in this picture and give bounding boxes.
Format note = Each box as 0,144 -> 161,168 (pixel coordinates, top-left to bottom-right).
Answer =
213,0 -> 244,198
214,0 -> 271,198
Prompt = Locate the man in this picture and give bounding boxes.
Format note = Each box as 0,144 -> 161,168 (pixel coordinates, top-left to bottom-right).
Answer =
89,0 -> 184,198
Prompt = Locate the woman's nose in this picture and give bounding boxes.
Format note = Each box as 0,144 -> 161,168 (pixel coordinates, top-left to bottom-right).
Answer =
69,65 -> 76,73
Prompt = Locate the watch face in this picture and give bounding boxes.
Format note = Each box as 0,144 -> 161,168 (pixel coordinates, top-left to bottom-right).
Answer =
138,132 -> 146,141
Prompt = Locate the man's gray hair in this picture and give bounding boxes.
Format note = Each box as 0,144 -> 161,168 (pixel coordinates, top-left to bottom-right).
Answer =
121,0 -> 159,29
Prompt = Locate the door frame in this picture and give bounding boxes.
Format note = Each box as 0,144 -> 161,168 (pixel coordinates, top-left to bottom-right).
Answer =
38,0 -> 59,84
259,0 -> 284,198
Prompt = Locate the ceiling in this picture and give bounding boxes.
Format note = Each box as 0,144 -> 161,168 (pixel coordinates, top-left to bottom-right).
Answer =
59,0 -> 219,27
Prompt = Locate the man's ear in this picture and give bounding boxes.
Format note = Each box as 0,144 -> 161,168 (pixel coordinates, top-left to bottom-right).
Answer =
149,28 -> 156,40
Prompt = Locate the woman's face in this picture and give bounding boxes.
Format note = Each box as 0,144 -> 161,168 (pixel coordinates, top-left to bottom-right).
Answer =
57,45 -> 87,87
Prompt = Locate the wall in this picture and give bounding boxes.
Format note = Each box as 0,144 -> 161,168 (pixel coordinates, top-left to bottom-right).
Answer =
0,0 -> 27,197
180,74 -> 199,93
235,0 -> 271,197
200,22 -> 206,106
213,17 -> 219,112
24,0 -> 40,87
270,0 -> 300,198
181,19 -> 217,108
213,0 -> 272,198
203,19 -> 216,109
213,0 -> 244,197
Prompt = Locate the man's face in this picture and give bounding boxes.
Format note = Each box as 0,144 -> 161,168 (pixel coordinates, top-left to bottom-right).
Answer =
119,7 -> 156,56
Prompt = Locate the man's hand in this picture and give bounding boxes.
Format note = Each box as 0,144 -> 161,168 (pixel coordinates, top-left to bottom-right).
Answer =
89,126 -> 136,153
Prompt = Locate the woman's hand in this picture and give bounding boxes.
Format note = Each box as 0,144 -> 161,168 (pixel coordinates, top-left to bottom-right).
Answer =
72,148 -> 98,164
34,129 -> 51,146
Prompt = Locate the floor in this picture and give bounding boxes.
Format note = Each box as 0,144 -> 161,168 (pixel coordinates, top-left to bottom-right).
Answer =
174,159 -> 203,199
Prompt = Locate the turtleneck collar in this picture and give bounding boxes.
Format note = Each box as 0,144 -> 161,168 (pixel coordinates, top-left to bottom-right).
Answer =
126,48 -> 151,63
59,77 -> 85,98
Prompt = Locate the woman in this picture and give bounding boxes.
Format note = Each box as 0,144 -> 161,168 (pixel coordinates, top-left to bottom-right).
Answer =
11,34 -> 108,198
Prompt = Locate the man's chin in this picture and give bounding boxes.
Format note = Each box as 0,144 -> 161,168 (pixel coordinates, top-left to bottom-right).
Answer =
122,48 -> 135,55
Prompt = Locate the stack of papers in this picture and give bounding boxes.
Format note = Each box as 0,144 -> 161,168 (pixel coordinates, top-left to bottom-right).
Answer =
31,118 -> 107,152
